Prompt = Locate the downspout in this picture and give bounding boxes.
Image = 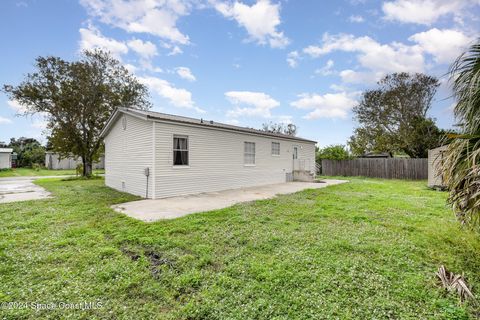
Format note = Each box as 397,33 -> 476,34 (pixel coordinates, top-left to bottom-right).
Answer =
145,171 -> 149,198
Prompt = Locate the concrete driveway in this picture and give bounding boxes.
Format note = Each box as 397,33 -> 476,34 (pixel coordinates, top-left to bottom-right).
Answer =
113,180 -> 348,222
0,176 -> 68,204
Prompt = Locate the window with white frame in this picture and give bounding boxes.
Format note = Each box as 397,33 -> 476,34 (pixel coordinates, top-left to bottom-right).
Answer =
173,135 -> 189,166
271,142 -> 280,156
244,142 -> 255,165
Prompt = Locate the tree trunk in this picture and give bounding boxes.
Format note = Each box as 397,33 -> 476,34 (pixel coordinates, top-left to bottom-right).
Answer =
82,156 -> 93,177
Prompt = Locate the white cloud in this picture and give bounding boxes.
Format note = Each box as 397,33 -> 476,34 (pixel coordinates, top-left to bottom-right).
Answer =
304,33 -> 424,72
275,114 -> 293,124
127,39 -> 158,59
176,67 -> 196,81
214,0 -> 289,48
291,92 -> 358,119
31,119 -> 48,129
339,69 -> 383,84
79,25 -> 128,58
7,100 -> 27,113
409,28 -> 473,64
139,76 -> 204,113
80,0 -> 191,44
348,15 -> 365,23
303,29 -> 474,85
287,50 -> 300,68
225,91 -> 280,118
315,59 -> 335,76
0,116 -> 12,124
382,0 -> 478,25
124,63 -> 138,73
329,84 -> 348,92
303,33 -> 425,83
167,45 -> 183,56
225,118 -> 240,125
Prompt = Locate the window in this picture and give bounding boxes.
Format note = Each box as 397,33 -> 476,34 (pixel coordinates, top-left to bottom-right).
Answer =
293,146 -> 298,159
173,135 -> 189,166
244,142 -> 255,165
271,142 -> 280,156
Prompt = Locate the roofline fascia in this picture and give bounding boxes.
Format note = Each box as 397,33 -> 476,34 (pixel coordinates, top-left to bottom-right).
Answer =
144,114 -> 316,144
101,107 -> 317,144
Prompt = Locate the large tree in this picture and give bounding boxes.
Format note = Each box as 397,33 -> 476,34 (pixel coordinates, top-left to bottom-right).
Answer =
3,49 -> 151,176
262,122 -> 297,136
443,41 -> 480,229
316,144 -> 351,163
348,73 -> 443,158
8,137 -> 45,168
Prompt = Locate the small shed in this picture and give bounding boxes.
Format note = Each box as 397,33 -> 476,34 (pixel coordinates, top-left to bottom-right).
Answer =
428,145 -> 447,189
0,148 -> 13,169
45,152 -> 105,170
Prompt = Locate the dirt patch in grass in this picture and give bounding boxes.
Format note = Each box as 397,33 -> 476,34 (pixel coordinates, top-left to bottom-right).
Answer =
120,246 -> 141,261
145,250 -> 176,276
121,245 -> 176,278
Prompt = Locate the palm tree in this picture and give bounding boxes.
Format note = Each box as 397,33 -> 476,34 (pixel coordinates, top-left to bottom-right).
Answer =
443,40 -> 480,229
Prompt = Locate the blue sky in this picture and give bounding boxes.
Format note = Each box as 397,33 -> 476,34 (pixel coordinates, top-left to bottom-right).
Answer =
0,0 -> 479,146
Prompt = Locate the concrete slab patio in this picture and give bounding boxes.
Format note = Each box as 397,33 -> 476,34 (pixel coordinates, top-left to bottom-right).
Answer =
0,176 -> 57,204
113,179 -> 348,222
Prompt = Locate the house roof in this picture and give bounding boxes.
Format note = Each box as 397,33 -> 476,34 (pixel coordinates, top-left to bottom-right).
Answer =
0,148 -> 13,153
429,145 -> 448,152
101,107 -> 317,143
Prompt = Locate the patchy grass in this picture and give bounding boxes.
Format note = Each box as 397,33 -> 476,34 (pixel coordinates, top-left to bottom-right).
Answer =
0,177 -> 479,319
0,168 -> 104,177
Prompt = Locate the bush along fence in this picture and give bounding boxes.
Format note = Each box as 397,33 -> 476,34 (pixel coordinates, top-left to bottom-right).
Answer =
321,158 -> 428,180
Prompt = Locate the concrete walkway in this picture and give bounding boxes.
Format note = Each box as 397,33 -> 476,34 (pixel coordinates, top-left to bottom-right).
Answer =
113,180 -> 348,222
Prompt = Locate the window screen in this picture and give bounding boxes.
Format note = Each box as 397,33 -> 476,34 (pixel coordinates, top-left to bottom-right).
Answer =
271,142 -> 280,155
244,142 -> 255,165
173,136 -> 189,166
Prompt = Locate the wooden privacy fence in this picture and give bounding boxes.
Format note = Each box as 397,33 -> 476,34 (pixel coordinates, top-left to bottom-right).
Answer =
321,158 -> 428,180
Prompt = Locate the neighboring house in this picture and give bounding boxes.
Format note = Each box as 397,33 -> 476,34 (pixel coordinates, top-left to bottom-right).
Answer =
428,145 -> 447,189
100,108 -> 316,199
45,152 -> 105,170
0,148 -> 13,169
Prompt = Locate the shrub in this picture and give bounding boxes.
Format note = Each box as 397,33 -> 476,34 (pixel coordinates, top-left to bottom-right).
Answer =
76,163 -> 83,176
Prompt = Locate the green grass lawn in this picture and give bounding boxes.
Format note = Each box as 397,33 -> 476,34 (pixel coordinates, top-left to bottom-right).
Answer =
0,178 -> 479,319
0,168 -> 105,177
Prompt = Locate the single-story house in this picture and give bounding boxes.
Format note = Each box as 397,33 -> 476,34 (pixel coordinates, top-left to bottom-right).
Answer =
100,108 -> 316,199
428,145 -> 448,189
45,152 -> 105,170
0,148 -> 13,169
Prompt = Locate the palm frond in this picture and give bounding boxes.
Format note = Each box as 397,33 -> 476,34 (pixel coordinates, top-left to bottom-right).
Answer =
436,265 -> 475,303
444,39 -> 480,229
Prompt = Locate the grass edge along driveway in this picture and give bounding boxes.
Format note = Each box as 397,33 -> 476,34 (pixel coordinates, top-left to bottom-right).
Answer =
0,168 -> 104,178
0,177 -> 478,319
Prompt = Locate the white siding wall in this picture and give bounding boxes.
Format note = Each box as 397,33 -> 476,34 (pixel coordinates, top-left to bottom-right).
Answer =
0,153 -> 11,169
153,121 -> 316,199
104,114 -> 153,197
428,145 -> 447,188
